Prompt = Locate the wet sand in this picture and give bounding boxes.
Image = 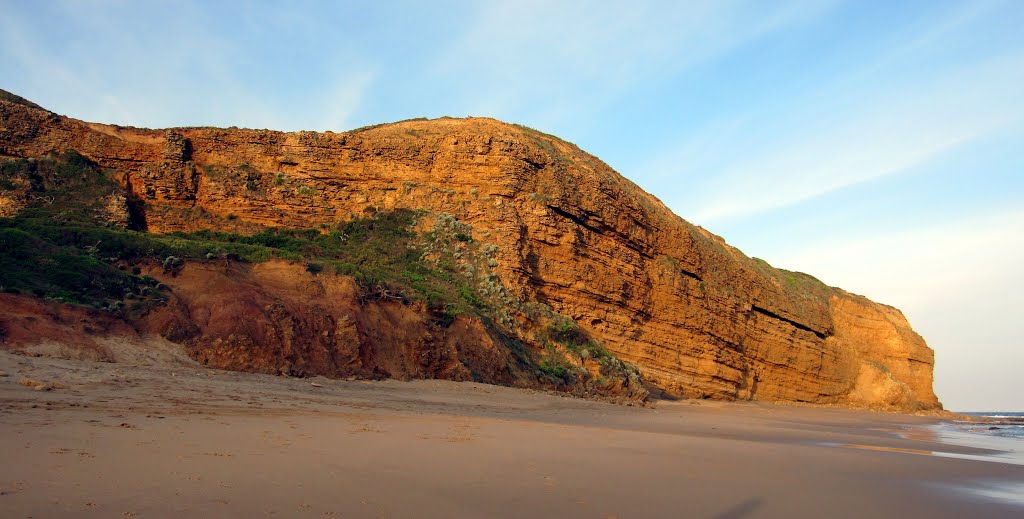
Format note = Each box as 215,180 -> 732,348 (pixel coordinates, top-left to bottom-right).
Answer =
1,351 -> 1021,518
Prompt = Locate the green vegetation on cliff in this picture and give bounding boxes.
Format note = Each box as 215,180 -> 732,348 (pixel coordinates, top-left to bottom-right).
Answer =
0,151 -> 647,400
0,153 -> 476,316
0,152 -> 639,384
1,151 -> 155,309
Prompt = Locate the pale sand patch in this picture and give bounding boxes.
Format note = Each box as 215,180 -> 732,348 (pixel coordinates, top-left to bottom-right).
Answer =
13,336 -> 198,367
96,335 -> 200,367
0,351 -> 1021,518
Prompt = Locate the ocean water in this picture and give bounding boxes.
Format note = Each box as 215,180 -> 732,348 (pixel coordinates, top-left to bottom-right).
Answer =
898,412 -> 1024,467
929,412 -> 1024,506
913,411 -> 1024,467
956,411 -> 1024,440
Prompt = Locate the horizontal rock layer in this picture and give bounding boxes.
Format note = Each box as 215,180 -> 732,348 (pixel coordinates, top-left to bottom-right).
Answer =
0,98 -> 940,410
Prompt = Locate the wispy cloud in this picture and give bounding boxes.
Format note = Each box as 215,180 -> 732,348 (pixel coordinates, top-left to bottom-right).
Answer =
0,8 -> 85,104
314,71 -> 376,132
0,1 -> 374,131
431,0 -> 837,131
655,42 -> 1024,223
683,52 -> 1024,224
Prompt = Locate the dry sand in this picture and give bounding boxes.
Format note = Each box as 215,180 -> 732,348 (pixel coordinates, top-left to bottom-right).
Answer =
0,350 -> 1021,518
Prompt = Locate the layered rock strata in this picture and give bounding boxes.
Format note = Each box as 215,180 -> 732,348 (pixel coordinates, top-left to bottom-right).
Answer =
0,96 -> 940,410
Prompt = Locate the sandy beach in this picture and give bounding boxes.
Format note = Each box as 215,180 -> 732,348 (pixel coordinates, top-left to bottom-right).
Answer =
1,350 -> 1021,518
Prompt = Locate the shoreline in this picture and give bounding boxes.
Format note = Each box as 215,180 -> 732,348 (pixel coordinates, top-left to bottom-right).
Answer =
1,351 -> 1021,518
915,422 -> 1024,467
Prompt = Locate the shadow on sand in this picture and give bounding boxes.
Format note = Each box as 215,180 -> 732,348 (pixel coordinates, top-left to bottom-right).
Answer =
712,497 -> 764,519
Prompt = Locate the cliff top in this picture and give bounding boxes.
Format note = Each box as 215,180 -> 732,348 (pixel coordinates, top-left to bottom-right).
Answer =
0,89 -> 47,112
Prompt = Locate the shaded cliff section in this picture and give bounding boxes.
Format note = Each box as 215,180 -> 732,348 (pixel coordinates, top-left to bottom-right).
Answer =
0,92 -> 940,410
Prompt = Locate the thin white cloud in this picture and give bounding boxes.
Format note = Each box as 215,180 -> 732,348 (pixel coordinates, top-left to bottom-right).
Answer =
432,0 -> 837,130
315,71 -> 376,132
893,0 -> 1008,59
1,2 -> 224,126
0,10 -> 86,106
0,1 -> 374,131
682,52 -> 1024,224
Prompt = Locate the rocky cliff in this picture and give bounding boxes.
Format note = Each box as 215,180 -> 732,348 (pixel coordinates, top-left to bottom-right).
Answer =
0,92 -> 940,410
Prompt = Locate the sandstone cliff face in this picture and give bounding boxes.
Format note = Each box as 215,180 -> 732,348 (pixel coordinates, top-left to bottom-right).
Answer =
136,260 -> 514,383
0,97 -> 940,410
0,261 -> 515,384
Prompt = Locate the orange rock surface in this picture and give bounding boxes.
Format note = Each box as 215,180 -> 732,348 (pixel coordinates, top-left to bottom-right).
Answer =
0,97 -> 940,410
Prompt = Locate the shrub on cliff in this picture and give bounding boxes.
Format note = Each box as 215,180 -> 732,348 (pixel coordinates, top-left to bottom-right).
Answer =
0,152 -> 477,318
0,151 -> 650,403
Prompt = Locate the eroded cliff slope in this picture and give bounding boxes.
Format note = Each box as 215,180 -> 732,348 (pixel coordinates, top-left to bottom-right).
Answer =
0,92 -> 940,410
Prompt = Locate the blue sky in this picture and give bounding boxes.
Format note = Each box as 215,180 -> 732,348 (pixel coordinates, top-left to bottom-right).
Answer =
2,0 -> 1021,410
